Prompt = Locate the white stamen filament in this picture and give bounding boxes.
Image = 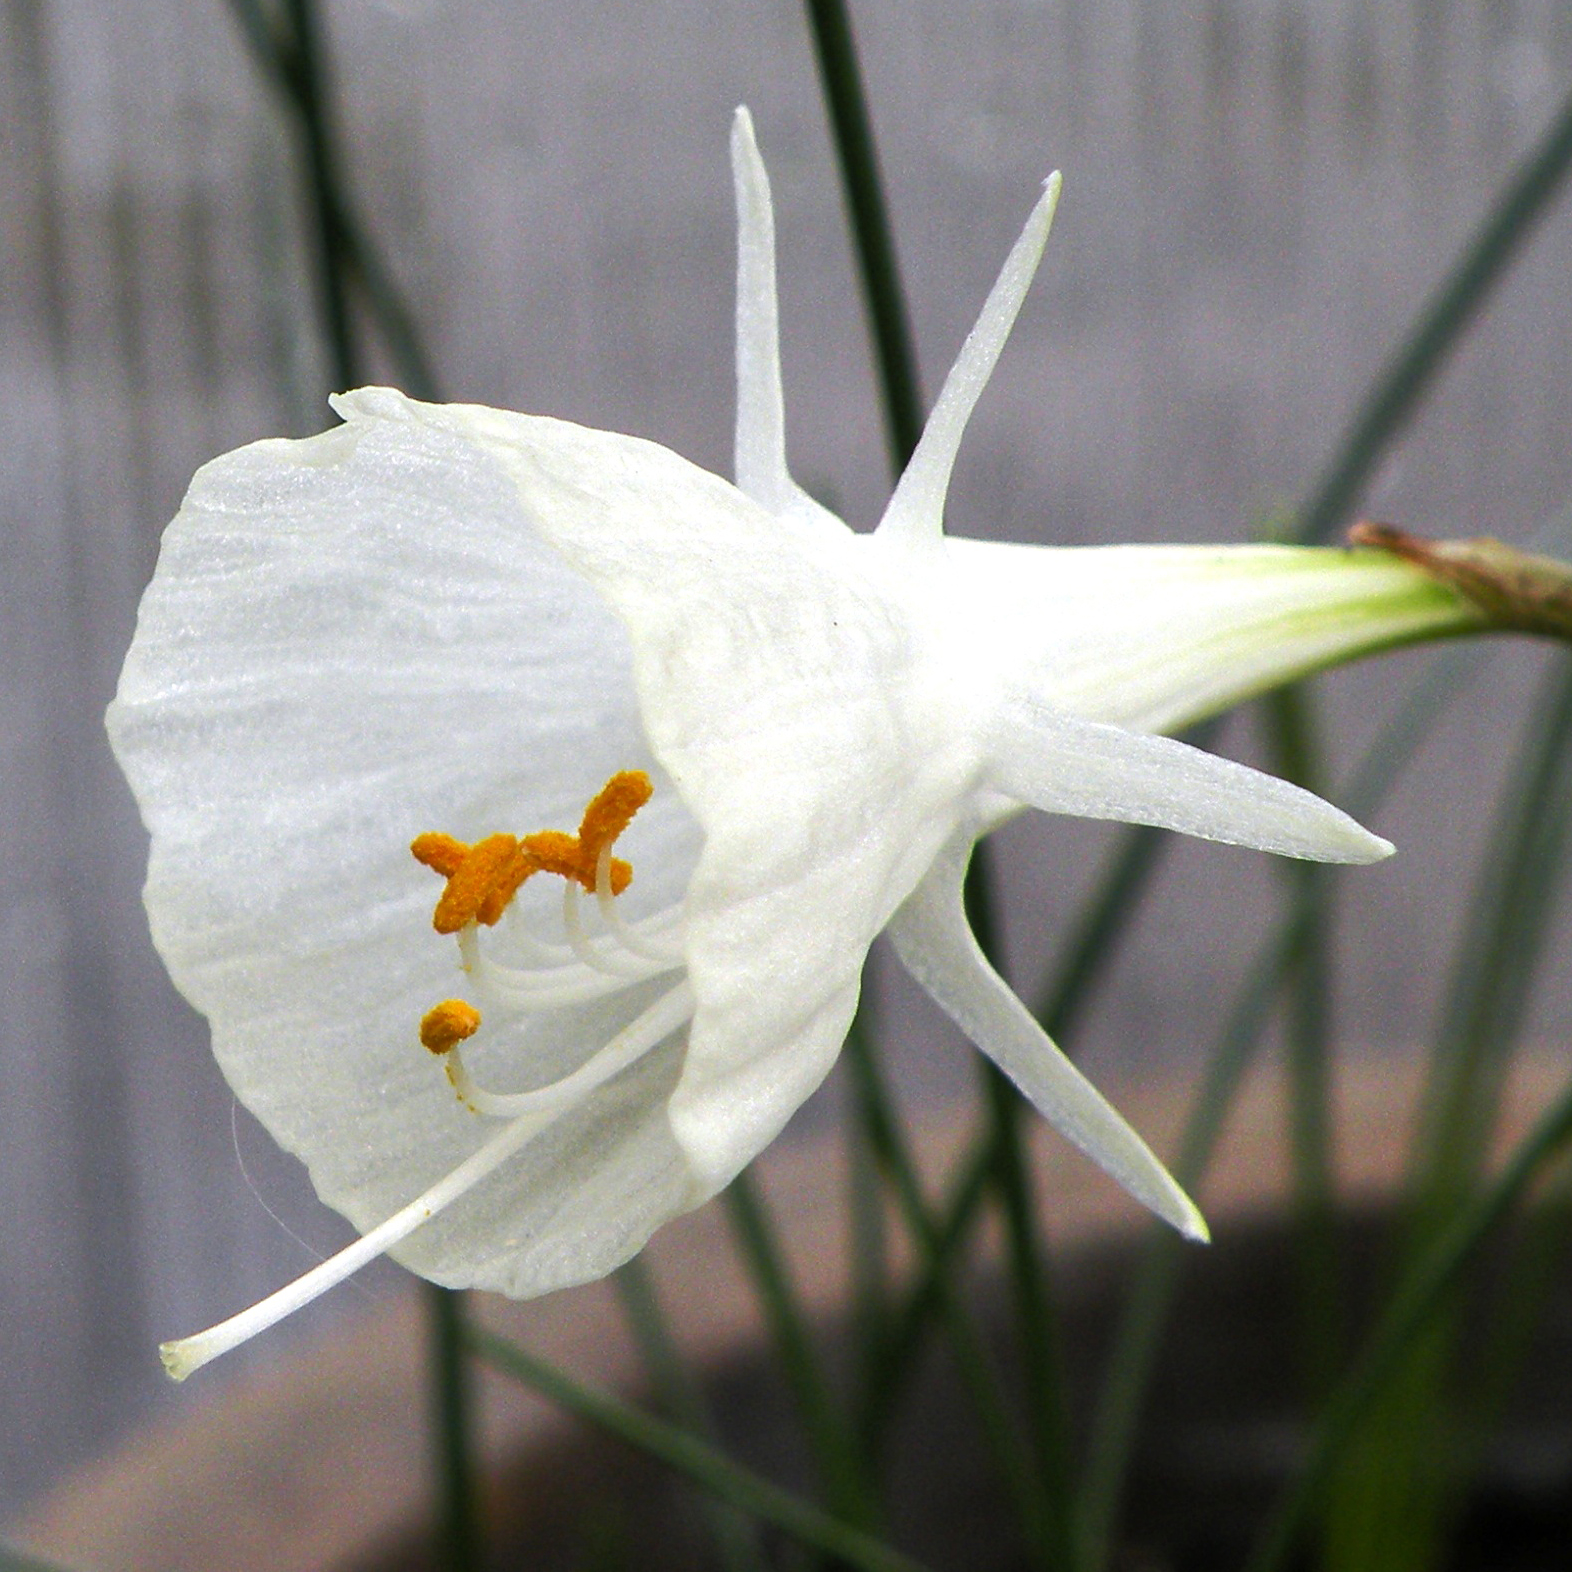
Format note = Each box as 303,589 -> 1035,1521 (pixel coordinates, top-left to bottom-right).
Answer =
444,978 -> 692,1117
458,925 -> 681,1010
160,980 -> 696,1382
595,842 -> 685,964
561,882 -> 653,978
495,905 -> 576,966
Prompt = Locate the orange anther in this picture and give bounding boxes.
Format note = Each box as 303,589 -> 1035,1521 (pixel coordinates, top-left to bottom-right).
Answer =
580,771 -> 653,857
419,998 -> 481,1055
521,771 -> 651,894
413,771 -> 654,928
421,833 -> 541,934
520,830 -> 633,895
410,832 -> 468,879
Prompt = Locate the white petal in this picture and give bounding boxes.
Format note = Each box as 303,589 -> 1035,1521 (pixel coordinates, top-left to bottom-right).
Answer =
730,105 -> 791,515
940,538 -> 1481,734
877,173 -> 1061,549
730,108 -> 850,543
887,833 -> 1207,1240
410,396 -> 978,1189
987,692 -> 1392,863
109,401 -> 703,1295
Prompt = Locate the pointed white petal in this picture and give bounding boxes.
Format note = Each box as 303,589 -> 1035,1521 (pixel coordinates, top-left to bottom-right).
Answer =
888,834 -> 1207,1240
878,173 -> 1062,549
988,693 -> 1392,862
729,108 -> 852,542
731,106 -> 791,514
939,537 -> 1483,735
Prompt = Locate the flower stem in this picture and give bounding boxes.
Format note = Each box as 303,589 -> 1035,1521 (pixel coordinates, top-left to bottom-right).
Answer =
470,1326 -> 932,1572
802,0 -> 924,472
1351,522 -> 1572,644
425,1283 -> 481,1572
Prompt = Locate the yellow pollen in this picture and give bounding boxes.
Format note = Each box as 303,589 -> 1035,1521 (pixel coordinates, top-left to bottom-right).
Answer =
420,998 -> 481,1055
522,770 -> 652,894
411,770 -> 655,927
409,832 -> 468,879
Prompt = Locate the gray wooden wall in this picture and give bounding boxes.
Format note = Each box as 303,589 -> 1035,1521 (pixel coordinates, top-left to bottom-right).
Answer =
5,0 -> 1572,1524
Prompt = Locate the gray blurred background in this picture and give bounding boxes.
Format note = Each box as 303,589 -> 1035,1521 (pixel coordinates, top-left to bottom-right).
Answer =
5,0 -> 1572,1528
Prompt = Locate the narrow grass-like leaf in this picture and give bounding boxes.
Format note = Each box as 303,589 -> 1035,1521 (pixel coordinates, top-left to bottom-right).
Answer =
1262,687 -> 1344,1401
424,1284 -> 481,1572
1076,642 -> 1492,1571
1295,79 -> 1572,545
228,6 -> 477,1564
615,1259 -> 768,1572
800,8 -> 1073,1561
724,1175 -> 879,1533
841,1022 -> 1053,1567
802,0 -> 923,470
470,1326 -> 932,1572
1245,1066 -> 1572,1572
1319,659 -> 1572,1572
0,1548 -> 79,1572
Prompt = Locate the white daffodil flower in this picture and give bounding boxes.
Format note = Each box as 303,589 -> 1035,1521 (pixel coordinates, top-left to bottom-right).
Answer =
109,109 -> 1477,1381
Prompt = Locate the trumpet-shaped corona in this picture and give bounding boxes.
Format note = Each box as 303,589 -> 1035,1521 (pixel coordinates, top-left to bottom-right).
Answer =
110,108 -> 1485,1381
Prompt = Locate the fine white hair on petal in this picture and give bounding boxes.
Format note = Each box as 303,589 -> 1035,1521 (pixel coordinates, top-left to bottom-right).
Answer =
877,172 -> 1062,550
888,833 -> 1208,1241
986,693 -> 1393,863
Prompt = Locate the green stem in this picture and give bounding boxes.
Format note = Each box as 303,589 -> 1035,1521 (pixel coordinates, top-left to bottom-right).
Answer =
1295,78 -> 1572,544
1410,663 -> 1572,1211
470,1327 -> 932,1572
841,1023 -> 1053,1566
1244,1068 -> 1572,1572
279,0 -> 358,389
802,0 -> 924,470
425,1284 -> 481,1572
1262,688 -> 1343,1401
615,1259 -> 767,1572
723,1175 -> 879,1532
